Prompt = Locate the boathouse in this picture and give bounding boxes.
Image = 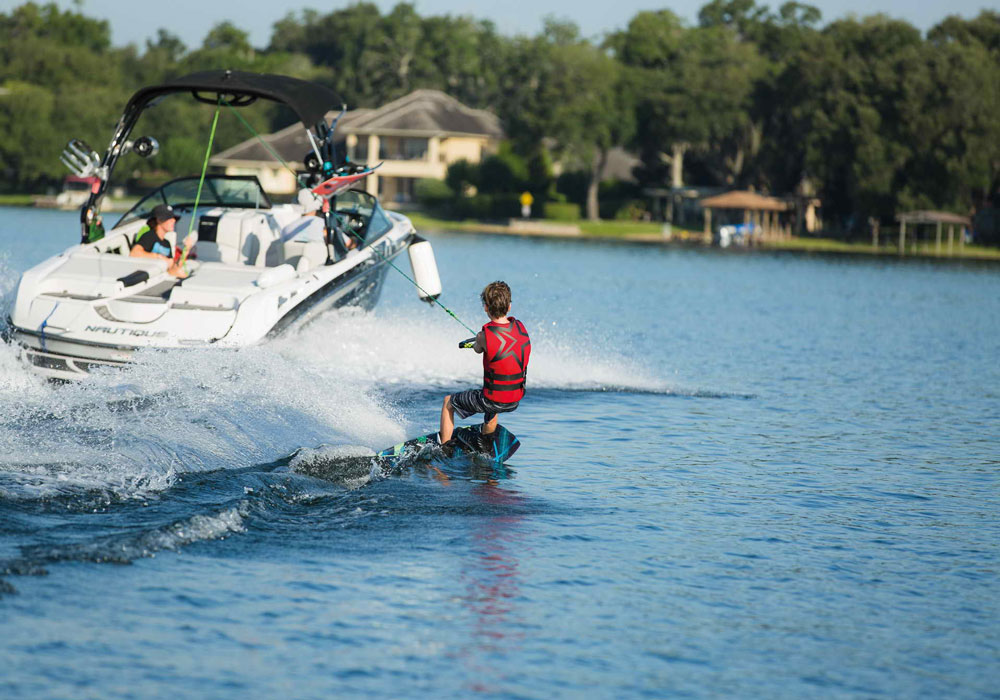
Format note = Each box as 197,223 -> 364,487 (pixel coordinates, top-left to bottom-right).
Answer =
699,190 -> 793,241
895,210 -> 971,254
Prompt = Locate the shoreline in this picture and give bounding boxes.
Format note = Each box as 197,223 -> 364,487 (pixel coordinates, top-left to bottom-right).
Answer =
4,201 -> 996,263
406,212 -> 1000,263
0,195 -> 137,211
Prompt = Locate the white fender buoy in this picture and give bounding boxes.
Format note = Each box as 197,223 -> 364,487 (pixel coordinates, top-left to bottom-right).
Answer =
407,236 -> 441,303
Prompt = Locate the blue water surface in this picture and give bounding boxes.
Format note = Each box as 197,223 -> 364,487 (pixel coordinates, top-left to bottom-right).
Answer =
1,206 -> 998,698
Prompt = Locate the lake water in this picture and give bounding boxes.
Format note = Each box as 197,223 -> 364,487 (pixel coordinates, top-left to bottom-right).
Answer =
1,206 -> 998,698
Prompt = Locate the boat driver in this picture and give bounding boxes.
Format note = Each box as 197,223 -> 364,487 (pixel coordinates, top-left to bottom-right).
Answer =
130,204 -> 192,278
280,188 -> 358,259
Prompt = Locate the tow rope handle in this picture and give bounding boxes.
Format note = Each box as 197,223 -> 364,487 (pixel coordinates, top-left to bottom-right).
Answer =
458,337 -> 476,349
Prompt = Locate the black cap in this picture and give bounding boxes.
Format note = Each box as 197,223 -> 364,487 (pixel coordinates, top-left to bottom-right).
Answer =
151,204 -> 179,223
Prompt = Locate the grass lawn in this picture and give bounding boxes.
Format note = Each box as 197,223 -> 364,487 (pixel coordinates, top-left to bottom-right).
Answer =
406,212 -> 500,233
0,194 -> 35,206
577,220 -> 663,236
763,236 -> 1000,260
406,211 -> 701,239
390,211 -> 1000,261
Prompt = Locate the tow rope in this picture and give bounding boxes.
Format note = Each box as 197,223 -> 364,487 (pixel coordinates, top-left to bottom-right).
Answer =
336,220 -> 476,335
223,100 -> 297,177
178,98 -> 222,269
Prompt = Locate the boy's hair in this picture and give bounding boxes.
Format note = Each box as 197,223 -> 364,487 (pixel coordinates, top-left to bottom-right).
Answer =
481,281 -> 511,319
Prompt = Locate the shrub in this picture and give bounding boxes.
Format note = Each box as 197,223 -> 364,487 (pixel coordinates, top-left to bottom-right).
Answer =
613,199 -> 648,221
478,143 -> 530,194
453,194 -> 491,219
451,193 -> 523,220
543,202 -> 580,221
414,178 -> 453,207
445,159 -> 479,196
556,170 -> 588,205
491,193 -> 522,218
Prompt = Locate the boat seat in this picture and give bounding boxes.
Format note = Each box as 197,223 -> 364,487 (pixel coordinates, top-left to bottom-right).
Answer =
42,254 -> 166,298
196,213 -> 243,265
283,240 -> 327,273
167,262 -> 262,310
196,210 -> 281,267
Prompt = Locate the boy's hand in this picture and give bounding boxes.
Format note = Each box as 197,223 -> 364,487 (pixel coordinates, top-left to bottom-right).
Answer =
458,337 -> 476,349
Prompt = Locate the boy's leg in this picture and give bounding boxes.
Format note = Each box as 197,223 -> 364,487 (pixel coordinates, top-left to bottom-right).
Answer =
482,412 -> 498,435
439,395 -> 455,444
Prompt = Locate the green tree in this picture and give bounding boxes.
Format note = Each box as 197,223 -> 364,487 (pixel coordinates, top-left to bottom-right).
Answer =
697,0 -> 769,39
269,3 -> 388,106
497,21 -> 632,219
202,22 -> 253,55
0,2 -> 119,87
772,16 -> 927,226
413,16 -> 506,108
445,159 -> 479,196
928,10 -> 1000,53
477,143 -> 529,195
0,82 -> 60,187
907,13 -> 1000,214
0,3 -> 128,188
612,10 -> 763,189
727,2 -> 823,193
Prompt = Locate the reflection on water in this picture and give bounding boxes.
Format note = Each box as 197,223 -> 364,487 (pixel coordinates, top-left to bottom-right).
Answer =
458,482 -> 527,695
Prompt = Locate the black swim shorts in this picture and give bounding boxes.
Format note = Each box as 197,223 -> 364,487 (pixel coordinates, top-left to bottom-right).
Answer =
449,388 -> 519,422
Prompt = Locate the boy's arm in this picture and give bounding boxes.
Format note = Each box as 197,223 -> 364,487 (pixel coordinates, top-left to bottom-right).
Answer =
473,330 -> 486,354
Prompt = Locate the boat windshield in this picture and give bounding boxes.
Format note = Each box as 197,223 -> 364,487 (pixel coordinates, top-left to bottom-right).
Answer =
115,176 -> 272,228
334,189 -> 394,246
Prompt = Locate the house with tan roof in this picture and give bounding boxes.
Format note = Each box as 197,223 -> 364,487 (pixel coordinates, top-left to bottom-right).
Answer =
211,89 -> 503,202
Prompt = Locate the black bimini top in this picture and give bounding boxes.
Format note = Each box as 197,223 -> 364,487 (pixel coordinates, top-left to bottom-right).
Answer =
124,70 -> 343,127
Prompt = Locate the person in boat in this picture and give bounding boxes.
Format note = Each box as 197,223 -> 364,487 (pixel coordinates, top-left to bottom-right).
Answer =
439,281 -> 531,448
280,188 -> 358,258
129,204 -> 191,278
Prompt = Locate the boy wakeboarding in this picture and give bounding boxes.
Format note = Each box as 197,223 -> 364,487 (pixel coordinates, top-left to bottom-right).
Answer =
439,281 -> 531,451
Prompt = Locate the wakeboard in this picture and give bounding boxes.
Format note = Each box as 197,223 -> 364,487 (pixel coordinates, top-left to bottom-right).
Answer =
311,167 -> 378,198
377,424 -> 520,468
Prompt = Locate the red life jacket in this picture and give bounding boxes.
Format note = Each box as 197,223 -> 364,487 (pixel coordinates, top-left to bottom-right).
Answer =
482,317 -> 531,403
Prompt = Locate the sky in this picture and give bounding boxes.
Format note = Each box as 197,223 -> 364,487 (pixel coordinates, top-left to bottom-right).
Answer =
1,0 -> 991,49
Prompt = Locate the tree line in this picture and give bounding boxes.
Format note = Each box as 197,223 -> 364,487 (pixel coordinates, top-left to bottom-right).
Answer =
1,1 -> 998,239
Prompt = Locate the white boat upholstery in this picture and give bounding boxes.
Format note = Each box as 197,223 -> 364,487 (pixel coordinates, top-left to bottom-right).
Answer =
195,210 -> 282,267
283,240 -> 327,273
42,254 -> 167,298
167,262 -> 263,310
177,263 -> 263,291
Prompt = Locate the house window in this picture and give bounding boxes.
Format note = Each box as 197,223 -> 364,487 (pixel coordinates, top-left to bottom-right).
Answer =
352,137 -> 369,162
403,138 -> 427,160
379,137 -> 428,161
395,178 -> 415,203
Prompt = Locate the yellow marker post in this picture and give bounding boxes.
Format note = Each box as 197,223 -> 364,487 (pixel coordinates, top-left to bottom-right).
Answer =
519,191 -> 534,219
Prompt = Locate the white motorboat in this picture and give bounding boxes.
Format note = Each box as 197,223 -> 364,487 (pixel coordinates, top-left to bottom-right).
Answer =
6,71 -> 440,380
